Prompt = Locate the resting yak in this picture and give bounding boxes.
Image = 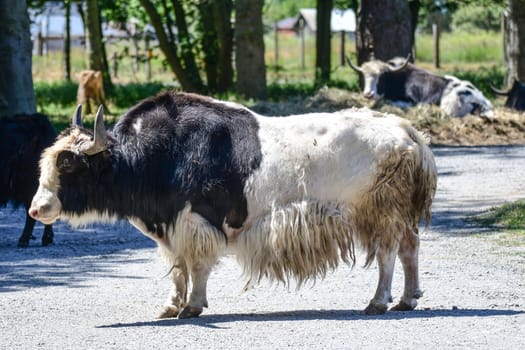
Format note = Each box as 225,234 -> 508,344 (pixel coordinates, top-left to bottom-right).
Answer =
0,113 -> 56,247
29,92 -> 437,318
347,55 -> 494,118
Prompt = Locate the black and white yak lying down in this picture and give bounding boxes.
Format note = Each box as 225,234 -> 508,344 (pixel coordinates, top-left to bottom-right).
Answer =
29,92 -> 437,318
347,55 -> 494,118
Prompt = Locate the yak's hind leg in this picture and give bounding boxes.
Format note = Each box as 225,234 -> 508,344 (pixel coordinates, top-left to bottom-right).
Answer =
391,229 -> 422,311
159,258 -> 215,319
158,258 -> 189,319
364,241 -> 399,315
178,261 -> 214,319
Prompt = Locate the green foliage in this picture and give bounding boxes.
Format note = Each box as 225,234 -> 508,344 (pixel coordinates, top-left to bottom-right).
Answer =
452,4 -> 504,32
267,82 -> 317,100
474,200 -> 525,232
447,65 -> 505,98
111,82 -> 167,107
34,81 -> 78,109
34,81 -> 168,131
264,0 -> 316,21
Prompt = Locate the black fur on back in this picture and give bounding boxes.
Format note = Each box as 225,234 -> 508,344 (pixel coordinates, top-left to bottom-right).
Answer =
378,64 -> 450,104
57,92 -> 262,236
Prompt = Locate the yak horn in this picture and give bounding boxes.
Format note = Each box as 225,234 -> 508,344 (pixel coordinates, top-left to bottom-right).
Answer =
489,84 -> 510,96
390,53 -> 411,72
345,55 -> 363,74
79,105 -> 108,155
72,104 -> 83,127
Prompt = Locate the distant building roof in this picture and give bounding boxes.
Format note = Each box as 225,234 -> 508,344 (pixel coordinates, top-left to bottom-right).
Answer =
276,17 -> 297,31
295,8 -> 356,33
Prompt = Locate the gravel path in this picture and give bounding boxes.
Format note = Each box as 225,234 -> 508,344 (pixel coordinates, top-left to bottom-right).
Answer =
1,145 -> 524,350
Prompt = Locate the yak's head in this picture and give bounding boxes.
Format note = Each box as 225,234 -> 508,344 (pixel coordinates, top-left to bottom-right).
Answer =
491,78 -> 525,110
441,76 -> 494,118
346,55 -> 410,99
29,105 -> 110,225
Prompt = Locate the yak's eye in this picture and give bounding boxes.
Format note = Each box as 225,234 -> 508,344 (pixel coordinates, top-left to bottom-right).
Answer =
57,151 -> 86,173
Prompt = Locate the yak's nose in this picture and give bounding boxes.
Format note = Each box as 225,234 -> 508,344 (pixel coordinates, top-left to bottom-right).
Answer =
364,91 -> 374,99
28,203 -> 52,220
28,207 -> 39,219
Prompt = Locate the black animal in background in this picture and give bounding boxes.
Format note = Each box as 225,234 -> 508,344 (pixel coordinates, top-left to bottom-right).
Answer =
491,79 -> 525,111
0,113 -> 57,247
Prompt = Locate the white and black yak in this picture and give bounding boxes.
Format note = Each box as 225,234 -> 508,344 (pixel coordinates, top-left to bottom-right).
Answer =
29,92 -> 437,318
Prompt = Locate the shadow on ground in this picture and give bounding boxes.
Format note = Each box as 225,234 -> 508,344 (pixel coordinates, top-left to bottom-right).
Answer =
97,308 -> 525,329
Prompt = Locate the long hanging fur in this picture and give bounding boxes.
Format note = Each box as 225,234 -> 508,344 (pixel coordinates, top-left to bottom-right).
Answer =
234,121 -> 436,286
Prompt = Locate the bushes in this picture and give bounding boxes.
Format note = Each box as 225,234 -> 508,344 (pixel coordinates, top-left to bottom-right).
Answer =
452,4 -> 504,32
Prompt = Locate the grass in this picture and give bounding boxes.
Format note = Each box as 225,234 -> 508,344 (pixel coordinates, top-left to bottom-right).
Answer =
473,200 -> 525,233
415,30 -> 502,64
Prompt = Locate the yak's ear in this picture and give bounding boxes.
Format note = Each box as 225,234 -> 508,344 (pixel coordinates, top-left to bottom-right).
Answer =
72,104 -> 83,127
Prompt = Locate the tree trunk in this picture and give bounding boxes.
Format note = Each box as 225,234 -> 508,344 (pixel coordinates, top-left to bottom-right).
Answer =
84,0 -> 112,89
408,0 -> 420,58
356,0 -> 413,64
316,0 -> 333,85
199,1 -> 218,92
140,0 -> 204,92
235,0 -> 266,99
213,0 -> 234,92
63,0 -> 71,82
0,0 -> 36,117
200,0 -> 234,93
171,0 -> 203,88
505,0 -> 525,85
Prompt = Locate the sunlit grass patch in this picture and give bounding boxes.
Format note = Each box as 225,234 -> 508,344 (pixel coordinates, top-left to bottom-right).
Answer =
474,200 -> 525,233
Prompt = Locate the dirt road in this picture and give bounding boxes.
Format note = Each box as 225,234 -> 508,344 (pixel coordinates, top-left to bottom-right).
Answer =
1,145 -> 524,349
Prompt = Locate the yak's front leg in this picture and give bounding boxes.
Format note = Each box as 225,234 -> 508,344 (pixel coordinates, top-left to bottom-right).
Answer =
391,229 -> 422,311
158,258 -> 188,319
17,214 -> 37,248
178,260 -> 214,319
365,241 -> 399,315
41,224 -> 54,246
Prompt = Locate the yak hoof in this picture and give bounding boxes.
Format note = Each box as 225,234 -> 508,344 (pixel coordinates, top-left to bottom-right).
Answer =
41,237 -> 54,247
364,301 -> 388,315
178,306 -> 203,319
17,240 -> 29,248
157,306 -> 181,319
17,234 -> 36,248
391,300 -> 416,312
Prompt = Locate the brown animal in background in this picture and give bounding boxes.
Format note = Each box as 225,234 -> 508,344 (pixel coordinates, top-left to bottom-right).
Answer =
77,70 -> 110,114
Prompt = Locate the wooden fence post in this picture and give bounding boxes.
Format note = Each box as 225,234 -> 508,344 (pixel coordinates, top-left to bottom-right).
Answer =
340,31 -> 345,66
274,21 -> 279,70
145,35 -> 151,81
433,22 -> 440,69
299,18 -> 305,69
111,51 -> 119,79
